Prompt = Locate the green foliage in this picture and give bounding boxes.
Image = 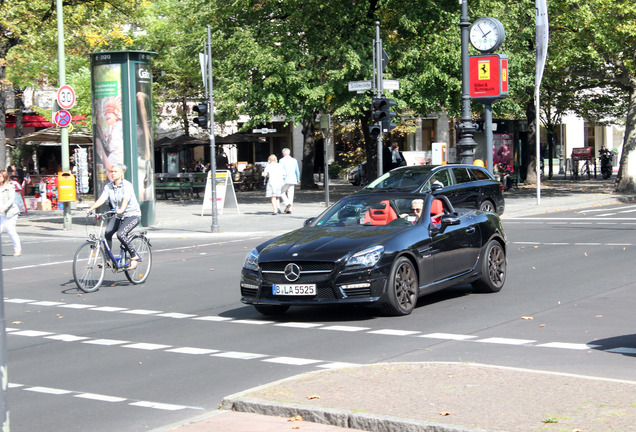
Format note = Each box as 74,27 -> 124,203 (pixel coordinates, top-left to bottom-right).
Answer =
328,162 -> 343,179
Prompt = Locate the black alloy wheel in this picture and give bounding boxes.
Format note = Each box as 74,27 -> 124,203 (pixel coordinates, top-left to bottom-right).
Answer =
472,240 -> 506,293
381,257 -> 418,316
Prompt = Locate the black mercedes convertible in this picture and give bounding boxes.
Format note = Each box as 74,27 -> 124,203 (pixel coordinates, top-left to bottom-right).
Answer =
240,192 -> 507,316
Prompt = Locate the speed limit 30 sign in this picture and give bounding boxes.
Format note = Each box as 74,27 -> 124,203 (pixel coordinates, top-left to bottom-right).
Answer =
57,85 -> 76,110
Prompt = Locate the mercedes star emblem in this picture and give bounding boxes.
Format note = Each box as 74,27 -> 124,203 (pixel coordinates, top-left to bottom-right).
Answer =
284,263 -> 301,282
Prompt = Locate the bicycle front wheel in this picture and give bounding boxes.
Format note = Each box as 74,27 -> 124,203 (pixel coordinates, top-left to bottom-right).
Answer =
125,235 -> 152,285
73,241 -> 106,293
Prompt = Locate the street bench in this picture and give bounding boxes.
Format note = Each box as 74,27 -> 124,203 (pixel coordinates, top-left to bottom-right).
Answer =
155,177 -> 193,201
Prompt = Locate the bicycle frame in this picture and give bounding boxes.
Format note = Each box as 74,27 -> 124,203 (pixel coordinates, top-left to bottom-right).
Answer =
89,212 -> 130,272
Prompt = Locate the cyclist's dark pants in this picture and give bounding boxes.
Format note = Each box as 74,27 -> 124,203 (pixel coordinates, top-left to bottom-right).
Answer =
105,216 -> 140,257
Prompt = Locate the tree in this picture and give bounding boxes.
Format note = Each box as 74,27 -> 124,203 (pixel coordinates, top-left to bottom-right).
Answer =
0,0 -> 143,169
549,0 -> 636,192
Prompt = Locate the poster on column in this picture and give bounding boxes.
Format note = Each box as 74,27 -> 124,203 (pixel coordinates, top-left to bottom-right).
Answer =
135,62 -> 155,203
92,63 -> 123,194
201,170 -> 241,216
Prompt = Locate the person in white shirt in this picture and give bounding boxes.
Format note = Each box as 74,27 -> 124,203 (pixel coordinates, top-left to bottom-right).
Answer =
279,148 -> 300,214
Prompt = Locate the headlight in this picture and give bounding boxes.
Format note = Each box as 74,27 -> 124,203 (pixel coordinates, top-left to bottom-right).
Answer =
346,245 -> 384,268
243,248 -> 259,271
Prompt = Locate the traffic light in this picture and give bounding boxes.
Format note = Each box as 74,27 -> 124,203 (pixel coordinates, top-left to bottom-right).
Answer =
369,121 -> 382,138
379,98 -> 397,133
370,97 -> 397,136
192,103 -> 209,129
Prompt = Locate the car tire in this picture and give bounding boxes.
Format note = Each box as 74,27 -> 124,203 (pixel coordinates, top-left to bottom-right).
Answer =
472,239 -> 506,293
254,305 -> 290,315
381,257 -> 418,316
479,200 -> 496,213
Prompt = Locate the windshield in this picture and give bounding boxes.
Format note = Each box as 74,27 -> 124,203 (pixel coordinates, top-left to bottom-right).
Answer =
311,196 -> 416,227
365,166 -> 436,191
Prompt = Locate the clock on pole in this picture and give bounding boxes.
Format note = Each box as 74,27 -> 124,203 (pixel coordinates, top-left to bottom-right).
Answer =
469,17 -> 505,53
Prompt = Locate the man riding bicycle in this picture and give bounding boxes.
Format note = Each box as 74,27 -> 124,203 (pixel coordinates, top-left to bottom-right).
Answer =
86,163 -> 142,269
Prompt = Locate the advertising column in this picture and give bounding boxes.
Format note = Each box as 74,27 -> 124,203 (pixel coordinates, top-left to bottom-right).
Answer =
90,51 -> 157,226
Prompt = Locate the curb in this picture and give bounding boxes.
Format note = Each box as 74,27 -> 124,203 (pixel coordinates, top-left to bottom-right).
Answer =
221,397 -> 502,432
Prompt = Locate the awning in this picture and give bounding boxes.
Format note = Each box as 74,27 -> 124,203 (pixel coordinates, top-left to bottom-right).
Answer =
6,113 -> 85,128
15,127 -> 93,145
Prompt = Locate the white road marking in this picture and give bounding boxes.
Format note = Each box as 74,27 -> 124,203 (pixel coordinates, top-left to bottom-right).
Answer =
263,357 -> 322,366
320,325 -> 370,332
25,387 -> 71,395
275,322 -> 323,329
123,309 -> 162,315
165,347 -> 220,355
11,330 -> 53,337
157,312 -> 196,319
212,351 -> 267,360
318,362 -> 361,369
537,342 -> 599,350
91,306 -> 129,312
58,303 -> 97,309
74,393 -> 127,403
123,343 -> 172,350
233,319 -> 274,325
368,329 -> 421,336
128,401 -> 190,411
28,301 -> 65,306
45,334 -> 90,342
193,316 -> 233,322
477,337 -> 536,345
83,339 -> 129,346
420,333 -> 477,341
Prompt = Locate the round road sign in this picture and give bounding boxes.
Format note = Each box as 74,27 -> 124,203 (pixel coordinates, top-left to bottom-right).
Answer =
54,110 -> 72,128
57,85 -> 76,110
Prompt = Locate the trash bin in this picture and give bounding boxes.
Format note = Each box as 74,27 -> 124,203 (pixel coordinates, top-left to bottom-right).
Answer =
57,172 -> 77,202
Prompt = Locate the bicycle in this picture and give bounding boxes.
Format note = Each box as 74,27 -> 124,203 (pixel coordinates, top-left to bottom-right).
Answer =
72,210 -> 152,293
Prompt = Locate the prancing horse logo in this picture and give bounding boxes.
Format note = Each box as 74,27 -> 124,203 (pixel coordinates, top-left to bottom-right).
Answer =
284,263 -> 301,282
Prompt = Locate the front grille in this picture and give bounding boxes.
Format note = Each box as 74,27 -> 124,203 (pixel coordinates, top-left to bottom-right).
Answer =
260,261 -> 335,284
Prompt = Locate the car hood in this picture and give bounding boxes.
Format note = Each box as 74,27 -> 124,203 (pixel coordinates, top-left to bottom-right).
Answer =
259,226 -> 403,262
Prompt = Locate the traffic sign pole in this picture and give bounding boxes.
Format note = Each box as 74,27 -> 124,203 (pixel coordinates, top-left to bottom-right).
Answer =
56,0 -> 71,230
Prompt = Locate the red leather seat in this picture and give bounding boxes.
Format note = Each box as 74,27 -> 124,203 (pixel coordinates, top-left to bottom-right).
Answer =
430,199 -> 444,224
363,200 -> 398,225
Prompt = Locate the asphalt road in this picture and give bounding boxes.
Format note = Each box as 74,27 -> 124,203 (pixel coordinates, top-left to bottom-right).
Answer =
3,201 -> 636,432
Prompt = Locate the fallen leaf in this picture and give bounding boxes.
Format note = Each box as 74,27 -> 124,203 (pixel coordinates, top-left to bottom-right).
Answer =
533,245 -> 539,249
139,362 -> 143,365
306,394 -> 320,400
584,252 -> 588,256
292,426 -> 300,430
11,321 -> 22,325
521,316 -> 534,320
595,315 -> 603,318
570,429 -> 584,432
532,266 -> 536,270
540,324 -> 546,327
57,315 -> 64,319
440,411 -> 452,416
288,415 -> 303,422
210,268 -> 215,271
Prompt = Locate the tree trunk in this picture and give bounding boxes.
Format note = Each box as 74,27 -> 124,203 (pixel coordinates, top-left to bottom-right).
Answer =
300,116 -> 317,189
523,100 -> 538,185
616,85 -> 636,193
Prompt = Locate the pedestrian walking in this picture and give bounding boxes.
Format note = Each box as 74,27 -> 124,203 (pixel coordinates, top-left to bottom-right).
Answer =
280,148 -> 300,214
263,154 -> 286,215
0,170 -> 22,256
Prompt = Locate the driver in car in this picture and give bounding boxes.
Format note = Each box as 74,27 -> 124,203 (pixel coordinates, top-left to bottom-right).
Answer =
400,199 -> 424,223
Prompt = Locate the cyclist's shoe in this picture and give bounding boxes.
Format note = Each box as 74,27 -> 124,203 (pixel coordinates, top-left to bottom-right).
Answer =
128,257 -> 141,270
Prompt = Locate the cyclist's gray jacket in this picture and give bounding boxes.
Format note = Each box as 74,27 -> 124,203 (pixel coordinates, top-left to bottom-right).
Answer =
99,179 -> 142,218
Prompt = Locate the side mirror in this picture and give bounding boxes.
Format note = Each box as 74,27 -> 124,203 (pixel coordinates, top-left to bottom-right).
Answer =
441,214 -> 461,226
304,218 -> 315,227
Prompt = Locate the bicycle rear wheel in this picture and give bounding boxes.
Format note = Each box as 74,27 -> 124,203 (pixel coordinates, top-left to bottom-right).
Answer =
125,235 -> 152,284
73,241 -> 106,293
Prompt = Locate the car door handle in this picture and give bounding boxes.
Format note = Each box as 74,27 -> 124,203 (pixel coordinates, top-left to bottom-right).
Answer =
466,227 -> 476,234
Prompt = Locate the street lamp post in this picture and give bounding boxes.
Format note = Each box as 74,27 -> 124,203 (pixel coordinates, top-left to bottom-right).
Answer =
457,0 -> 478,164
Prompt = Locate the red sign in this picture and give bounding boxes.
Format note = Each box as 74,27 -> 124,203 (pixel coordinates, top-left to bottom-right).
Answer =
469,54 -> 509,103
54,110 -> 72,128
57,85 -> 76,110
572,147 -> 593,160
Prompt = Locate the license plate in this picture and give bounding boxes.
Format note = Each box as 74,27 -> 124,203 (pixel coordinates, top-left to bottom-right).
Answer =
272,284 -> 316,296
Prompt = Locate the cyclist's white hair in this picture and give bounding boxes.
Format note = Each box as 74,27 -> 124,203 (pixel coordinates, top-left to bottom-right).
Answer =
282,148 -> 291,155
113,163 -> 127,172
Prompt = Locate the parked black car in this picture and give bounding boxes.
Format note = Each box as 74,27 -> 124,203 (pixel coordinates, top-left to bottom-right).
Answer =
241,192 -> 507,316
363,164 -> 505,215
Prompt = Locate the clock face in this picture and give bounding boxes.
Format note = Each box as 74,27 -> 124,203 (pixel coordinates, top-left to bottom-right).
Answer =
470,17 -> 505,53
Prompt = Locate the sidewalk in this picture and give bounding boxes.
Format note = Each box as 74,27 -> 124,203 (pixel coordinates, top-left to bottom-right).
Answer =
17,177 -> 636,432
